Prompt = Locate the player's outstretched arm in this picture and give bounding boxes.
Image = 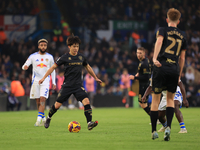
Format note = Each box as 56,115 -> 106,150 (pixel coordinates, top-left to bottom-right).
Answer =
39,64 -> 57,84
84,64 -> 102,84
141,86 -> 152,103
22,56 -> 32,70
178,80 -> 189,108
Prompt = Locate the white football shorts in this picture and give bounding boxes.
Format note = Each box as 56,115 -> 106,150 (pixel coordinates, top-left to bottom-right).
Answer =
30,82 -> 49,99
158,87 -> 182,111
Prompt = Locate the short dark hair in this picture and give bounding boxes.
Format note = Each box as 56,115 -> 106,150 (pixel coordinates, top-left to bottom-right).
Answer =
137,47 -> 145,52
167,8 -> 181,22
66,35 -> 81,46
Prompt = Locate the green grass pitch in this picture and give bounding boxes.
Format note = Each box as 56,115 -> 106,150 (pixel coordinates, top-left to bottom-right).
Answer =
0,107 -> 199,150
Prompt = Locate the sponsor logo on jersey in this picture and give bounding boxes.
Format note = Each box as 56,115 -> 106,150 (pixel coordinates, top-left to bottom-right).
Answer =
78,56 -> 82,60
41,58 -> 43,61
166,58 -> 175,64
37,63 -> 47,68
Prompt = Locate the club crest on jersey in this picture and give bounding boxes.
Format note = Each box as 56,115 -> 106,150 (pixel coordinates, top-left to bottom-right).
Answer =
78,56 -> 82,60
68,57 -> 71,60
32,94 -> 34,97
45,58 -> 48,62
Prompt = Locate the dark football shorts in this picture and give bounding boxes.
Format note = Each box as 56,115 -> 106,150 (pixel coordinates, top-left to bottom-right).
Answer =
138,83 -> 149,103
152,65 -> 179,94
56,86 -> 88,103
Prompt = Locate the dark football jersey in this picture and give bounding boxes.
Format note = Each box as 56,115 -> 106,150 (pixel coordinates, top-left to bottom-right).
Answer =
55,52 -> 88,87
135,57 -> 151,84
156,27 -> 187,66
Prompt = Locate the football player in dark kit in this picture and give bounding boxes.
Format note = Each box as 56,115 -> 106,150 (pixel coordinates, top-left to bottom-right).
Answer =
150,8 -> 186,141
129,47 -> 151,115
39,35 -> 102,130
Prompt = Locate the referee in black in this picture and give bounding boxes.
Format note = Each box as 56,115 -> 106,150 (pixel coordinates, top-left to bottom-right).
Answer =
129,47 -> 151,115
39,35 -> 102,130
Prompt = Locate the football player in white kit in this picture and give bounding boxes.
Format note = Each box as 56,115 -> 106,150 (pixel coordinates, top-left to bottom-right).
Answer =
22,39 -> 56,126
142,79 -> 189,133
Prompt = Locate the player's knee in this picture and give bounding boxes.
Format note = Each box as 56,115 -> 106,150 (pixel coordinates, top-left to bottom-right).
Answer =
54,102 -> 62,109
139,102 -> 147,108
39,98 -> 46,106
82,98 -> 90,105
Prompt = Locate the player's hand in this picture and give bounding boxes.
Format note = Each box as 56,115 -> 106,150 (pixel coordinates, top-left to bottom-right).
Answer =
95,78 -> 102,84
129,75 -> 135,80
23,65 -> 29,70
153,59 -> 162,67
39,78 -> 44,85
141,96 -> 146,103
52,84 -> 56,90
183,99 -> 189,108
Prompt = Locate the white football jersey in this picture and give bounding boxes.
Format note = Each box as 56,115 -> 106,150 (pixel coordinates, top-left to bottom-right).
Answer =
22,52 -> 56,85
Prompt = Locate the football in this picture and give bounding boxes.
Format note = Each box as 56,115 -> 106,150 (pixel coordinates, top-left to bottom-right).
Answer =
68,121 -> 81,133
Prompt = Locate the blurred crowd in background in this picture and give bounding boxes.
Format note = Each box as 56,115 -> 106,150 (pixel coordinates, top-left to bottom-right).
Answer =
0,0 -> 200,107
0,0 -> 40,15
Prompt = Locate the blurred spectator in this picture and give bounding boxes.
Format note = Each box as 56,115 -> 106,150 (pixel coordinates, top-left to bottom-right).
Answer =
11,76 -> 25,97
56,70 -> 64,93
7,93 -> 22,111
125,3 -> 133,18
114,30 -> 122,42
30,1 -> 40,15
53,26 -> 64,47
191,32 -> 200,44
185,66 -> 195,85
186,85 -> 197,106
131,30 -> 140,47
84,73 -> 96,107
0,28 -> 7,45
0,27 -> 7,53
120,69 -> 131,108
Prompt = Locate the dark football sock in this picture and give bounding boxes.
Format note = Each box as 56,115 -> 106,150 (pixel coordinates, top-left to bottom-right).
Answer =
84,104 -> 92,123
144,106 -> 151,116
166,107 -> 174,128
48,105 -> 58,118
150,111 -> 158,133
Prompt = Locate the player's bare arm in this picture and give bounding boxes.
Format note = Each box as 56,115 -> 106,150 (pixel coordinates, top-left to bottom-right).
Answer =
22,65 -> 29,70
39,63 -> 58,84
129,75 -> 135,80
178,80 -> 189,108
135,73 -> 139,77
84,64 -> 102,84
153,36 -> 163,67
141,85 -> 152,103
129,73 -> 139,80
178,50 -> 186,81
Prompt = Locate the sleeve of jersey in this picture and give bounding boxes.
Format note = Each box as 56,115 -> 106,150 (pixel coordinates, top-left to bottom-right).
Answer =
135,64 -> 149,81
55,56 -> 65,66
22,55 -> 32,70
135,74 -> 149,81
82,55 -> 88,66
50,56 -> 56,85
156,27 -> 165,38
181,37 -> 187,51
